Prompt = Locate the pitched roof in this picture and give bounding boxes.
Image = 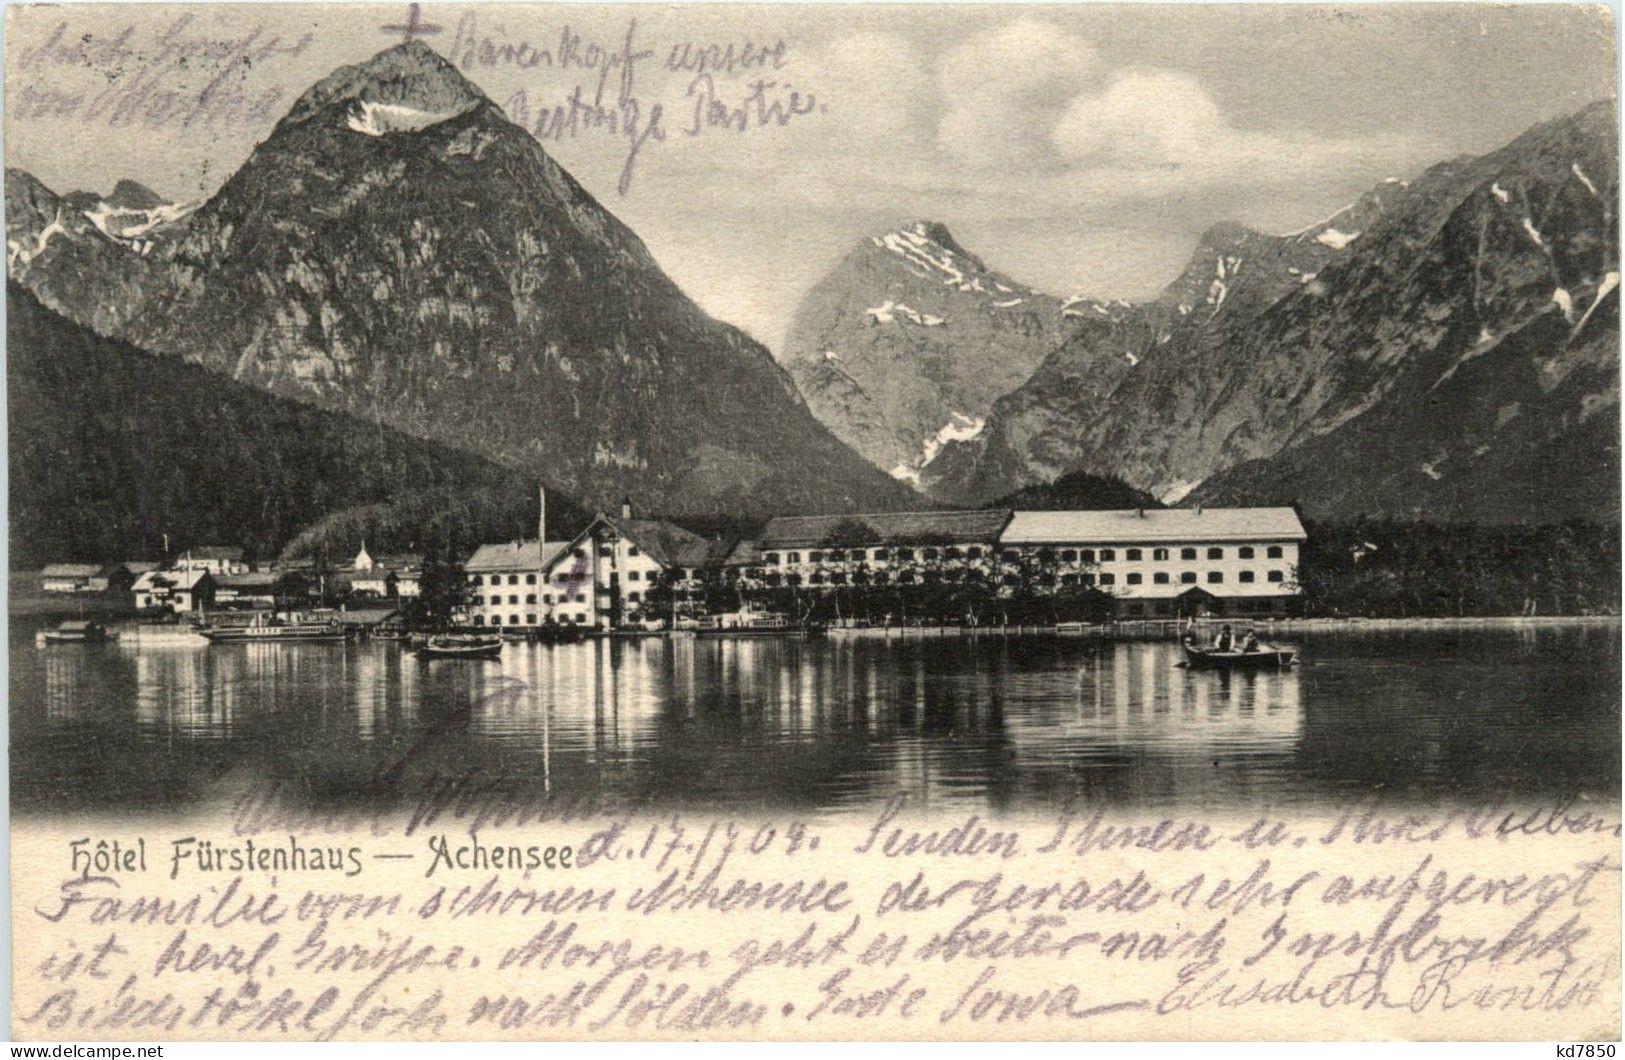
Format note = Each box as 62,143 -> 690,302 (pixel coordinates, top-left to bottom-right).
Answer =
133,568 -> 212,591
183,546 -> 244,560
758,510 -> 1014,550
337,608 -> 401,625
1001,507 -> 1307,545
723,539 -> 762,567
601,515 -> 713,568
118,561 -> 160,575
216,572 -> 284,589
40,564 -> 103,578
466,539 -> 571,572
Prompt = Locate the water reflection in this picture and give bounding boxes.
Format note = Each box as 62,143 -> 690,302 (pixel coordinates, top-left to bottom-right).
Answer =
12,624 -> 1620,815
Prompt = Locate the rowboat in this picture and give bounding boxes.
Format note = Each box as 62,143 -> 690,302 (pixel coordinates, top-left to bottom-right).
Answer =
1182,644 -> 1296,670
419,634 -> 503,659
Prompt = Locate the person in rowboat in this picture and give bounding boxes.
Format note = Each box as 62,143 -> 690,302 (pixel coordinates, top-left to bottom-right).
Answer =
1212,624 -> 1234,651
1241,628 -> 1261,653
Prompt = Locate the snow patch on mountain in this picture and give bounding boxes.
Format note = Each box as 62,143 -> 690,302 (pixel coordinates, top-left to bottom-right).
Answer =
7,214 -> 67,269
1316,228 -> 1360,250
1552,287 -> 1574,321
866,300 -> 944,326
1491,182 -> 1510,204
81,199 -> 199,244
1522,218 -> 1547,248
1572,162 -> 1600,198
992,297 -> 1023,308
347,99 -> 466,136
890,411 -> 986,485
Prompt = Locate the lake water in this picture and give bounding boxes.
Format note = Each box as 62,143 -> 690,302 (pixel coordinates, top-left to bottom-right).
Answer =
10,623 -> 1619,817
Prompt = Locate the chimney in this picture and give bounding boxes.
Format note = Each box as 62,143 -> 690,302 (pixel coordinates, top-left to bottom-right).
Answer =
1135,507 -> 1144,519
538,484 -> 547,557
621,497 -> 633,519
1195,504 -> 1203,515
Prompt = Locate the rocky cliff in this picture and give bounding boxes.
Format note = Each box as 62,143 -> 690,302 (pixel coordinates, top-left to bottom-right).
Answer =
921,102 -> 1618,523
6,42 -> 916,522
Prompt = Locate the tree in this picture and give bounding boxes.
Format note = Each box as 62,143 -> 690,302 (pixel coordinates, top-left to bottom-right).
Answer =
412,539 -> 471,629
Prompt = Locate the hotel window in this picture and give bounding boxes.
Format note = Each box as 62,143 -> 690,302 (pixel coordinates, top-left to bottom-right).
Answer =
1080,549 -> 1095,563
1267,546 -> 1284,559
895,548 -> 914,560
1239,571 -> 1256,583
628,570 -> 640,582
787,574 -> 803,586
574,593 -> 585,603
628,546 -> 639,557
1099,549 -> 1116,562
830,573 -> 847,585
765,553 -> 780,565
850,549 -> 866,561
1060,549 -> 1077,562
598,546 -> 612,558
628,592 -> 640,603
809,551 -> 824,563
1126,548 -> 1142,561
787,552 -> 801,564
1061,574 -> 1078,586
1153,548 -> 1169,561
509,575 -> 520,585
809,573 -> 824,585
1207,547 -> 1223,560
1127,573 -> 1143,585
944,547 -> 961,559
1099,573 -> 1116,586
873,548 -> 889,560
1207,572 -> 1223,584
1239,546 -> 1255,559
472,616 -> 484,625
1002,549 -> 1019,562
922,548 -> 938,561
526,594 -> 537,604
506,594 -> 515,604
1181,547 -> 1197,560
525,574 -> 536,585
1154,572 -> 1170,585
526,614 -> 536,624
1082,574 -> 1096,587
544,594 -> 553,604
1181,572 -> 1197,584
473,595 -> 484,605
471,574 -> 484,585
572,549 -> 585,560
1268,571 -> 1285,583
490,615 -> 501,626
967,547 -> 983,558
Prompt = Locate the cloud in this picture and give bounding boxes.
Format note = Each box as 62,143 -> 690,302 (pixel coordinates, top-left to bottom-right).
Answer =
935,18 -> 1100,168
1051,69 -> 1226,167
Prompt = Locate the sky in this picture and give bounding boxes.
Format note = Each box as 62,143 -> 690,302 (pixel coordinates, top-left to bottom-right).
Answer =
5,3 -> 1617,348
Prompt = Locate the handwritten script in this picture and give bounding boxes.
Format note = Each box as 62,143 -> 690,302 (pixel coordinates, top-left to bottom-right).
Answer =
12,794 -> 1621,1040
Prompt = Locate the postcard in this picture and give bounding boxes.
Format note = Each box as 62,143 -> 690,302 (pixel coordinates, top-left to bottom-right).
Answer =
6,2 -> 1620,1041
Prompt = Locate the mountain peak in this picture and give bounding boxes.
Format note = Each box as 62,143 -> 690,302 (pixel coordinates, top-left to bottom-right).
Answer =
280,41 -> 486,129
106,180 -> 167,211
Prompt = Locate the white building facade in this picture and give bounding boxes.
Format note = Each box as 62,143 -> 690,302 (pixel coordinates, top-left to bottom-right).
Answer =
997,507 -> 1306,617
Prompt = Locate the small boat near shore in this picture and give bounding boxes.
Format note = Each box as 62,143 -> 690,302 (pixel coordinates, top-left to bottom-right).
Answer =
1182,644 -> 1297,670
418,633 -> 503,659
39,620 -> 112,645
200,611 -> 348,643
